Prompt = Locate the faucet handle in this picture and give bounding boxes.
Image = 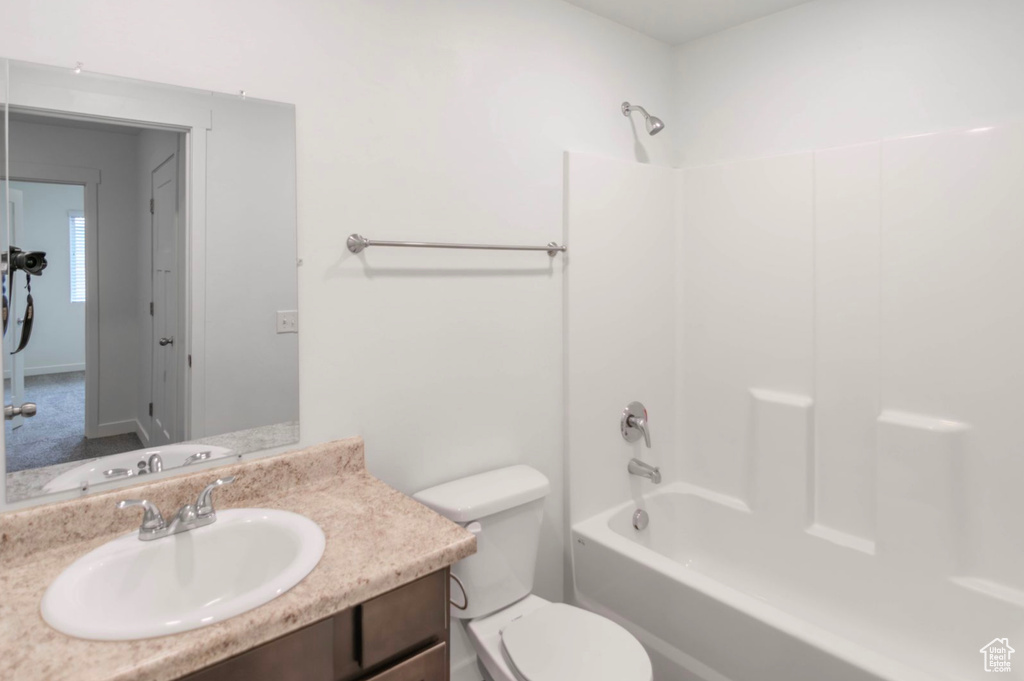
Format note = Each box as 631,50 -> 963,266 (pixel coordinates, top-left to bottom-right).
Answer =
629,414 -> 651,448
621,401 -> 652,448
116,499 -> 166,532
196,476 -> 236,518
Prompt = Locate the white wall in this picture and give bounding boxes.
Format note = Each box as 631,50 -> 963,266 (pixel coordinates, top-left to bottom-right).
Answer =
7,121 -> 142,433
203,97 -> 299,437
9,181 -> 85,375
674,0 -> 1024,167
0,0 -> 676,671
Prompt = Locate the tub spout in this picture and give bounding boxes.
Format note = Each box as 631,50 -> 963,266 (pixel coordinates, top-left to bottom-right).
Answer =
628,458 -> 661,484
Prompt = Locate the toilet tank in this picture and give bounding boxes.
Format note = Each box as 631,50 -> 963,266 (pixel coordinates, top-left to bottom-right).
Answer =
414,465 -> 550,620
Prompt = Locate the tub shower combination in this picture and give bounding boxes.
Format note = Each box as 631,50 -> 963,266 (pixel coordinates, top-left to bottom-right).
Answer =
564,124 -> 1024,680
572,401 -> 1022,681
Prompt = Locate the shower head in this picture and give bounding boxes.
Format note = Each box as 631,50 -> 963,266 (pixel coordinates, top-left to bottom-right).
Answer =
622,101 -> 665,136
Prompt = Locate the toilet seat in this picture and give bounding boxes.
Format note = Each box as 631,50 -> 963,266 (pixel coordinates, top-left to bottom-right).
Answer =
499,603 -> 652,681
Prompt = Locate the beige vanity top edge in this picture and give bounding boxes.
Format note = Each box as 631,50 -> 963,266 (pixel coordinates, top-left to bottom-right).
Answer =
0,438 -> 477,681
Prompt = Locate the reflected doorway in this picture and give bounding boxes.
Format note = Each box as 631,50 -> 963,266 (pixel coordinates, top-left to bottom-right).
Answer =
3,112 -> 186,475
2,180 -> 141,471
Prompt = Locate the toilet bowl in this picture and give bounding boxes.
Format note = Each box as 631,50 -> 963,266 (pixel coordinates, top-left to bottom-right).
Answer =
414,466 -> 652,681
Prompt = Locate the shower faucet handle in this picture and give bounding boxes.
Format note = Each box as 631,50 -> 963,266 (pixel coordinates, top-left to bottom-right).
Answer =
621,401 -> 651,448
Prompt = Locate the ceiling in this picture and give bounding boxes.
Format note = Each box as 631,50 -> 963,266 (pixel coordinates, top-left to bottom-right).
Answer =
562,0 -> 812,45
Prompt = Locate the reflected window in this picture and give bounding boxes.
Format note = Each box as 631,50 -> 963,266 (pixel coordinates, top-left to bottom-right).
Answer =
68,210 -> 85,303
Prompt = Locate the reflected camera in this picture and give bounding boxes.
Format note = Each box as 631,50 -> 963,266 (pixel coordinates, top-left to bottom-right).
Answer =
9,247 -> 48,275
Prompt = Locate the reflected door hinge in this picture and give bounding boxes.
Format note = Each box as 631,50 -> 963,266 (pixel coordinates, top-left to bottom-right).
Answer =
149,302 -> 154,316
148,402 -> 153,417
188,354 -> 192,368
149,198 -> 155,215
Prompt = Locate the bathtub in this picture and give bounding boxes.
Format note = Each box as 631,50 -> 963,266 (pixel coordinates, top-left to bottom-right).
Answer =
572,483 -> 1024,681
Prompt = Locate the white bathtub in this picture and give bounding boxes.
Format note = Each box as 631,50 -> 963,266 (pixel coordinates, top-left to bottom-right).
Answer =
572,483 -> 1024,681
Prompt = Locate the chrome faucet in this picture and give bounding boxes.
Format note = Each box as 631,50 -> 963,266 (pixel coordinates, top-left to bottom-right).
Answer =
117,476 -> 236,541
182,450 -> 213,466
621,401 -> 651,448
103,467 -> 136,480
195,476 -> 233,517
626,412 -> 651,448
107,454 -> 163,480
628,458 -> 661,484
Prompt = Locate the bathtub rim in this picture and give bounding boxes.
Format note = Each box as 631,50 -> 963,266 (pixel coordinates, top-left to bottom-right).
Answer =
571,484 -> 945,681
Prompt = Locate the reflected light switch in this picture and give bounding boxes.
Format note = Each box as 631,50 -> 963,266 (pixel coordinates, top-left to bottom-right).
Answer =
276,310 -> 298,334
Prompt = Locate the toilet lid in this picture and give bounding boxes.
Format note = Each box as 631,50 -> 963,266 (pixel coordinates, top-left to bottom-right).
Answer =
500,603 -> 652,681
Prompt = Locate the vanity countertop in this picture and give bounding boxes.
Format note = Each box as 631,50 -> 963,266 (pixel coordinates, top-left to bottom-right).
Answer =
0,437 -> 476,681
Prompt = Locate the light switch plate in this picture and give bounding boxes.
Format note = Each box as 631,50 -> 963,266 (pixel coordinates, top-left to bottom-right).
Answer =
276,310 -> 298,334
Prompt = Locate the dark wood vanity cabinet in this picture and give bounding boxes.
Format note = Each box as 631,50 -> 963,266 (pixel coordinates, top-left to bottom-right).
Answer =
182,570 -> 450,681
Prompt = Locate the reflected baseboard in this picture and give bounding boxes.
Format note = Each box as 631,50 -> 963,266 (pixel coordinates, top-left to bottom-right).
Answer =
93,420 -> 138,439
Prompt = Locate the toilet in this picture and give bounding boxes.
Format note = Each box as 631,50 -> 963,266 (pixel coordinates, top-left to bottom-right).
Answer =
414,465 -> 653,681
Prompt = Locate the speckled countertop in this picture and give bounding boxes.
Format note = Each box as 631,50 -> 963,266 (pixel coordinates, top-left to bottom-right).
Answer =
0,438 -> 476,681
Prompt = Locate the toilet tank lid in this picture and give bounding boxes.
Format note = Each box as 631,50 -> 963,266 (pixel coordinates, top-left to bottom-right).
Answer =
413,465 -> 550,523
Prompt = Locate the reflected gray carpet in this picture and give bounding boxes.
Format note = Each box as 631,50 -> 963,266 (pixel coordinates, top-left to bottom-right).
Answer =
4,371 -> 143,473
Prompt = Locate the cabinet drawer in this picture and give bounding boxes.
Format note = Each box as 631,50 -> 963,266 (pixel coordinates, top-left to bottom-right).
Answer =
365,644 -> 446,681
181,618 -> 333,681
360,571 -> 447,669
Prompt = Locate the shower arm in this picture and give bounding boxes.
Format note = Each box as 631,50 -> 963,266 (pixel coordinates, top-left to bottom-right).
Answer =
622,102 -> 651,120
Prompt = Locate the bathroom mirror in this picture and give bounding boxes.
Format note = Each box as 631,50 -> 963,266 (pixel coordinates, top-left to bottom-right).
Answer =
0,59 -> 299,505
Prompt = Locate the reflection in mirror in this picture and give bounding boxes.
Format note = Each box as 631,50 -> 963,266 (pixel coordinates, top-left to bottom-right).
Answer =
1,60 -> 299,505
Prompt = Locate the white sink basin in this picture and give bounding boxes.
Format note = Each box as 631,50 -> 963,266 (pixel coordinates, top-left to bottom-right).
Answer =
41,508 -> 325,640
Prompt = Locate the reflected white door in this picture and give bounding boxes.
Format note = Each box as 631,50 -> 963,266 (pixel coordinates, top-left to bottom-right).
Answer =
6,189 -> 27,429
151,156 -> 179,446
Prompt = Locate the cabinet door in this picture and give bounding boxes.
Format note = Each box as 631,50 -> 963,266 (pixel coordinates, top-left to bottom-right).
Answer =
364,644 -> 446,681
360,571 -> 447,669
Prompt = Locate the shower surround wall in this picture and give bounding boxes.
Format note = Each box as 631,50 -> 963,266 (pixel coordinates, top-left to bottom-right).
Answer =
568,130 -> 1024,681
678,128 -> 1024,578
675,123 -> 1024,676
672,0 -> 1024,622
